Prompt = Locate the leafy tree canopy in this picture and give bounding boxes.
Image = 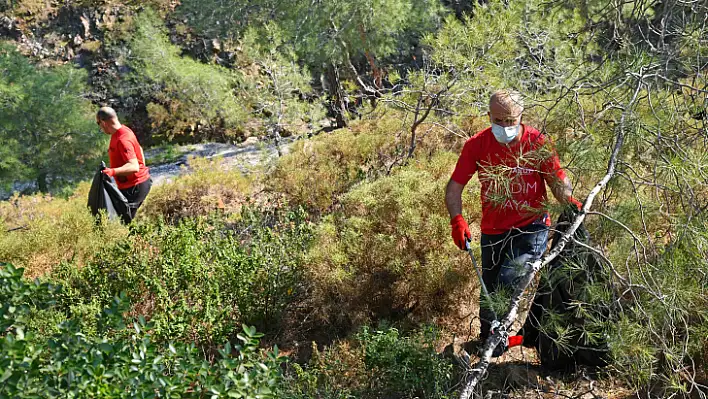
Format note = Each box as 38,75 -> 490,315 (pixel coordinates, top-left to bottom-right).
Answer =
0,43 -> 104,193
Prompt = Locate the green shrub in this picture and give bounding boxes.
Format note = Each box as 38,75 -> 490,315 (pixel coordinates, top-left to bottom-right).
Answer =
52,208 -> 313,345
0,263 -> 284,398
358,326 -> 454,398
0,263 -> 59,332
604,223 -> 708,393
304,153 -> 479,330
0,43 -> 106,193
284,326 -> 454,399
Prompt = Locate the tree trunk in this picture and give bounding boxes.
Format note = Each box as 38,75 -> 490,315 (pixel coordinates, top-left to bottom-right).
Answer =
37,171 -> 48,193
325,63 -> 348,128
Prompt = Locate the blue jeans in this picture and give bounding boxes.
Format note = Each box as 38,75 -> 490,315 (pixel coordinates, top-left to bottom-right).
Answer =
479,220 -> 549,340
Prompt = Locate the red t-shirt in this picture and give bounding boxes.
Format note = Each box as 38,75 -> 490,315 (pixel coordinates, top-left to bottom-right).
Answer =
451,124 -> 567,235
108,126 -> 150,190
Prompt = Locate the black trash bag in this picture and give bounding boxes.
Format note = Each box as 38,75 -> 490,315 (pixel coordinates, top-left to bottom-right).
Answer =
87,162 -> 132,224
519,206 -> 612,370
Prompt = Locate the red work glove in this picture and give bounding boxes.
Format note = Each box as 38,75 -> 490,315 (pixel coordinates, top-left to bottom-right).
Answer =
568,196 -> 582,211
450,214 -> 472,250
102,168 -> 116,178
508,335 -> 523,348
492,334 -> 524,357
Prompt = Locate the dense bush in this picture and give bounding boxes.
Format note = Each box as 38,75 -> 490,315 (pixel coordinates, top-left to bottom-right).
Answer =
304,153 -> 479,330
269,114 -> 458,214
141,157 -> 254,223
605,218 -> 708,391
284,326 -> 454,399
0,263 -> 284,398
123,10 -> 249,143
52,208 -> 313,345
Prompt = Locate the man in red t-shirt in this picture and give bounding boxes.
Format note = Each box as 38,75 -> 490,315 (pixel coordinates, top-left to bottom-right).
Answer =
97,107 -> 152,223
445,90 -> 581,355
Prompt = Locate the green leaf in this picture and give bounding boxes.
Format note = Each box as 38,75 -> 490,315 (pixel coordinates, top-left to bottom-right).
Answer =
99,343 -> 113,353
0,369 -> 12,383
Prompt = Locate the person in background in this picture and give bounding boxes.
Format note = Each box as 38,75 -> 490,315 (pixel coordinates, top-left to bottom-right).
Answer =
97,106 -> 152,223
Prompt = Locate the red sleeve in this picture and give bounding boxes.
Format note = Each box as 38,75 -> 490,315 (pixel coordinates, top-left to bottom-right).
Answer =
116,139 -> 137,164
538,135 -> 567,181
450,139 -> 479,185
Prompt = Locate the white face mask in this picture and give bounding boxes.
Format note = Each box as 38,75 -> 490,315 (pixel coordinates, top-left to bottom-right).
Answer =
491,123 -> 520,144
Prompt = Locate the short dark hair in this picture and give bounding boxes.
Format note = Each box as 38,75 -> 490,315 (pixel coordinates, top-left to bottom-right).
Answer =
96,106 -> 117,121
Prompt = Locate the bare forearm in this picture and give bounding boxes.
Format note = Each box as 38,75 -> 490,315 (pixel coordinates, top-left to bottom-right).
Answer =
445,179 -> 465,218
549,175 -> 573,204
112,160 -> 139,176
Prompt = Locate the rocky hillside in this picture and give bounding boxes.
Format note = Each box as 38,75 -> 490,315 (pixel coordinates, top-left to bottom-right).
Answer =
1,0 -> 327,146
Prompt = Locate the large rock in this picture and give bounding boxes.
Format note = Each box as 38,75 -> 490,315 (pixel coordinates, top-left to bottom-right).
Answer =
243,137 -> 260,146
0,16 -> 22,40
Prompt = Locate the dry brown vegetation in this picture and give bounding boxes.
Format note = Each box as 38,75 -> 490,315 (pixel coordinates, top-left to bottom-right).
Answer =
140,156 -> 255,223
304,153 -> 481,332
0,183 -> 128,279
268,112 -> 466,214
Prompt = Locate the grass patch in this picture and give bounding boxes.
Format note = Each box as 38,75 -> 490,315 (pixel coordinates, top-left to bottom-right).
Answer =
268,113 -> 459,215
0,183 -> 128,279
145,142 -> 189,166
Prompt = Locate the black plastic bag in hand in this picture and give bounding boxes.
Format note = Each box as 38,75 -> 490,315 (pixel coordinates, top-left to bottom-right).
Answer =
87,161 -> 132,224
519,206 -> 612,370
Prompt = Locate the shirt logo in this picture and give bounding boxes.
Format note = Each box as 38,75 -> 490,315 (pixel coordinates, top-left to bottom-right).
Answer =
510,166 -> 536,175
